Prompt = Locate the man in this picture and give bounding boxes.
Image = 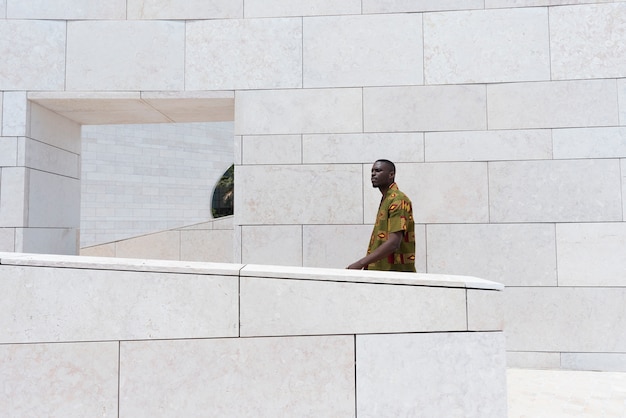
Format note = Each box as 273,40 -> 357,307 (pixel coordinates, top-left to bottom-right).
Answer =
347,159 -> 416,272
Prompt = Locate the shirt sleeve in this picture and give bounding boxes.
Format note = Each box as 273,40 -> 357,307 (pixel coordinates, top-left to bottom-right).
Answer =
387,198 -> 411,233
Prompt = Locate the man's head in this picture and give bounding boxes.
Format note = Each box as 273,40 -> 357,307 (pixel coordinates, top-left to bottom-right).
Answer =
371,159 -> 396,190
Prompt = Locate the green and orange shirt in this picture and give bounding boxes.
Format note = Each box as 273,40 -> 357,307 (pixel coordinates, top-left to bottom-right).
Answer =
367,183 -> 416,272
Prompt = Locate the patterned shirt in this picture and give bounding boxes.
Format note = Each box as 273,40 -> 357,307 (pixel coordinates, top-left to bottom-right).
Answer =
366,183 -> 416,272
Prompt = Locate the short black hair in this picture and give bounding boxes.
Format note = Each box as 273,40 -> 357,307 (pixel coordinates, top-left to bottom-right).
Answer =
375,159 -> 396,173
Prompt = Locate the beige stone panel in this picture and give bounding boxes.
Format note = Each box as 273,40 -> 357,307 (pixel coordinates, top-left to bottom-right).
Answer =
0,21 -> 65,90
364,162 -> 489,224
0,264 -> 239,343
246,0 -> 360,17
7,0 -> 125,18
0,137 -> 17,166
120,336 -> 355,417
27,170 -> 80,228
551,3 -> 626,80
467,289 -> 504,331
553,127 -> 626,159
363,0 -> 484,13
487,0 -> 616,6
425,8 -> 549,84
0,167 -> 27,227
0,228 -> 14,251
556,223 -> 626,287
186,19 -> 301,90
115,230 -> 181,260
242,135 -> 301,165
66,21 -> 185,91
2,92 -> 27,137
18,227 -> 78,255
241,225 -> 302,266
0,342 -> 118,417
487,79 -> 618,129
303,132 -> 424,164
357,332 -> 507,418
140,91 -> 235,123
240,277 -> 467,336
128,0 -> 242,19
505,287 -> 626,352
427,223 -> 557,286
506,351 -> 561,369
18,138 -> 79,179
426,129 -> 552,162
561,353 -> 626,372
180,229 -> 234,263
364,85 -> 487,132
29,102 -> 81,154
237,164 -> 363,224
80,242 -> 115,257
303,14 -> 422,88
236,88 -> 362,135
489,159 -> 622,222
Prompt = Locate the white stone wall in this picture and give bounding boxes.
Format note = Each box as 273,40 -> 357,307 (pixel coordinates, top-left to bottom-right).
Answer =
1,0 -> 626,371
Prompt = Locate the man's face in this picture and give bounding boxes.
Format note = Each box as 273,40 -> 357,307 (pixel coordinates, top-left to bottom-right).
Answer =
371,161 -> 394,189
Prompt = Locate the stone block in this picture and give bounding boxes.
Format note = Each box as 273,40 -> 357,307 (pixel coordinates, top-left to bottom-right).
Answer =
467,289 -> 504,331
29,102 -> 81,153
245,0 -> 360,17
618,79 -> 626,125
119,336 -> 355,417
303,133 -> 424,164
363,85 -> 487,132
489,159 -> 622,222
2,92 -> 27,137
80,242 -> 115,258
235,88 -> 362,135
128,0 -> 242,19
550,3 -> 626,80
487,79 -> 618,129
0,264 -> 239,343
180,229 -> 234,263
556,223 -> 626,287
506,351 -> 561,369
27,170 -> 80,228
363,0 -> 483,13
0,228 -> 14,251
236,164 -> 363,224
303,224 -> 381,269
18,138 -> 80,179
186,18 -> 301,90
356,332 -> 507,418
553,127 -> 626,159
425,129 -> 552,162
7,0 -> 125,18
17,228 -> 78,255
561,353 -> 626,372
0,342 -> 118,417
427,223 -> 557,286
0,137 -> 17,166
242,135 -> 301,165
0,20 -> 65,90
66,21 -> 185,90
303,14 -> 422,87
0,167 -> 26,227
115,231 -> 181,261
241,225 -> 302,266
424,8 -> 549,84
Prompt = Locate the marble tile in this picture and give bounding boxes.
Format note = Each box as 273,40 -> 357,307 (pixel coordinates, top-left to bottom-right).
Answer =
427,223 -> 557,286
424,8 -> 549,84
303,14 -> 422,88
241,225 -> 302,266
489,159 -> 622,222
235,88 -> 362,135
120,336 -> 355,417
363,85 -> 487,132
29,102 -> 81,154
180,229 -> 234,263
17,227 -> 78,255
364,162 -> 489,224
302,224 -> 378,269
487,79 -> 618,129
186,18 -> 301,90
0,264 -> 239,343
556,223 -> 626,287
303,133 -> 424,164
242,135 -> 301,165
128,0 -> 242,19
0,167 -> 26,227
363,0 -> 484,13
550,3 -> 626,80
0,92 -> 3,133
240,277 -> 467,336
0,342 -> 118,417
18,138 -> 79,178
504,287 -> 626,352
66,21 -> 185,90
506,351 -> 561,369
27,169 -> 80,228
561,353 -> 626,372
2,91 -> 27,137
0,228 -> 14,251
619,79 -> 626,125
245,0 -> 360,17
0,137 -> 17,166
357,332 -> 507,418
0,20 -> 65,90
467,289 -> 504,331
7,0 -> 125,18
553,127 -> 626,159
425,129 -> 552,162
115,230 -> 181,261
0,0 -> 5,17
236,164 -> 363,224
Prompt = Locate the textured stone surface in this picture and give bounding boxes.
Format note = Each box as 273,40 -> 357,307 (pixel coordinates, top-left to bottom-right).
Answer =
245,0 -> 360,17
553,127 -> 626,159
128,0 -> 242,19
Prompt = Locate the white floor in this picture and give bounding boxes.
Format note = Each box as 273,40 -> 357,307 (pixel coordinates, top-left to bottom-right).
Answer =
507,368 -> 626,417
